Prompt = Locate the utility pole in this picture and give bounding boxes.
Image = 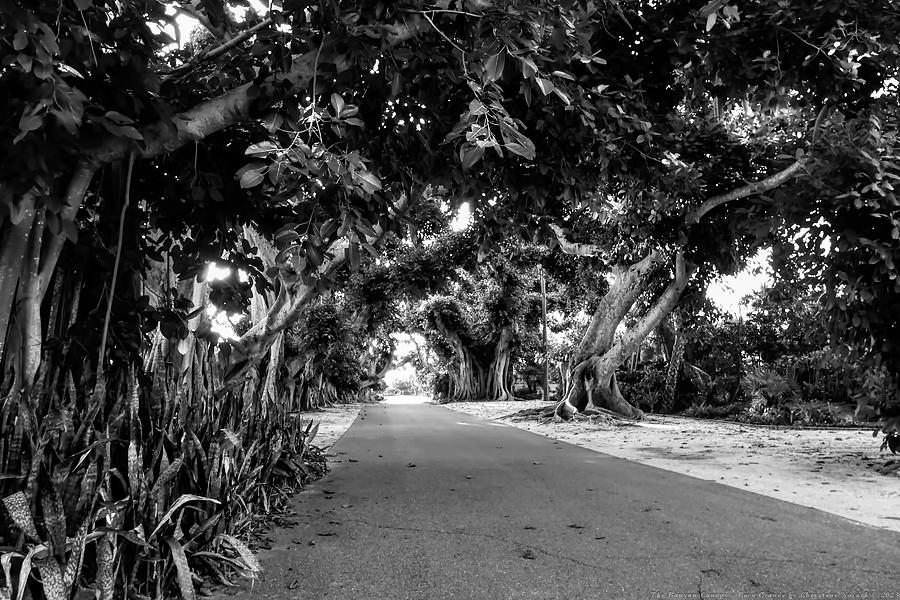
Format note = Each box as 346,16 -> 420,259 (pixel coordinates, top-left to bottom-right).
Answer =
540,267 -> 549,403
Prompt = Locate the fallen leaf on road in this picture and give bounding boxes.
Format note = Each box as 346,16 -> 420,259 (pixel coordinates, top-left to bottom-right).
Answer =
522,549 -> 536,559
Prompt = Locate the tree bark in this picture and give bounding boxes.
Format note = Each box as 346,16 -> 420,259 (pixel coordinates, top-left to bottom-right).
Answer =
485,327 -> 514,401
18,208 -> 46,391
559,250 -> 663,414
0,194 -> 36,367
662,309 -> 685,412
572,250 -> 663,364
38,162 -> 97,300
556,251 -> 693,419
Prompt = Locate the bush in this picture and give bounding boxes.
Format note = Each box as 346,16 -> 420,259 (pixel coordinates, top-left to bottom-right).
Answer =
618,362 -> 668,413
682,402 -> 747,419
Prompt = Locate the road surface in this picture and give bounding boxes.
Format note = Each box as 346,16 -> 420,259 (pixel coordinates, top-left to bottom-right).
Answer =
222,403 -> 900,600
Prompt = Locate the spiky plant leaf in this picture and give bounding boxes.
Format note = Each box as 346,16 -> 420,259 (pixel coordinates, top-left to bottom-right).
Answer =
150,495 -> 219,540
150,457 -> 183,500
63,513 -> 93,588
216,534 -> 261,574
35,557 -> 66,600
95,535 -> 115,600
2,492 -> 39,541
1,552 -> 20,600
14,544 -> 38,600
40,487 -> 67,561
164,537 -> 196,600
305,422 -> 319,449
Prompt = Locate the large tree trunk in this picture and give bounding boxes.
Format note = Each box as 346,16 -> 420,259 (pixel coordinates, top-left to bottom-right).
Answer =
485,327 -> 514,401
556,251 -> 693,419
450,347 -> 482,401
661,309 -> 685,412
560,250 -> 663,415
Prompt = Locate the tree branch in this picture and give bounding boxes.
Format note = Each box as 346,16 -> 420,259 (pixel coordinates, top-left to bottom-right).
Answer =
548,223 -> 602,257
686,105 -> 827,225
38,161 -> 97,299
400,8 -> 484,18
686,159 -> 805,224
163,17 -> 275,82
224,193 -> 409,384
420,12 -> 467,70
87,19 -> 425,167
620,250 -> 694,353
173,1 -> 232,40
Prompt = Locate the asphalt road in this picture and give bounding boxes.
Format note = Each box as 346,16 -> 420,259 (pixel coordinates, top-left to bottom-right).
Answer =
223,403 -> 900,600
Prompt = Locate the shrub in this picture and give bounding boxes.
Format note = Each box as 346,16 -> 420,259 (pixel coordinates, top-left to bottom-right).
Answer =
618,362 -> 668,413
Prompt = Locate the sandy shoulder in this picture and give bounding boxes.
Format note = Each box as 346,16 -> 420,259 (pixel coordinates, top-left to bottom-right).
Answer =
306,404 -> 363,450
442,401 -> 900,533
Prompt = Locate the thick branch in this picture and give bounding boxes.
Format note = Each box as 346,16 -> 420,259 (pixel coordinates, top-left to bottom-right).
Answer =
234,238 -> 349,353
226,194 -> 409,382
549,223 -> 601,257
574,249 -> 662,362
88,19 -> 424,167
687,159 -> 805,224
687,105 -> 826,225
38,161 -> 97,299
620,250 -> 693,353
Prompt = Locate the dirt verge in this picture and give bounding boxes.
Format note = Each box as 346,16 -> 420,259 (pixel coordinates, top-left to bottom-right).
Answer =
443,400 -> 900,532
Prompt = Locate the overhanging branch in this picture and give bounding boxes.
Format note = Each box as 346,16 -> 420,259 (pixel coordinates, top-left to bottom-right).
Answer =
686,159 -> 805,224
87,19 -> 425,167
549,223 -> 601,257
686,105 -> 827,225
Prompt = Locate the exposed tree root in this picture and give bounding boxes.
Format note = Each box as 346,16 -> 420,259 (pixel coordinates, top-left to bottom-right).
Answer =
503,404 -> 636,426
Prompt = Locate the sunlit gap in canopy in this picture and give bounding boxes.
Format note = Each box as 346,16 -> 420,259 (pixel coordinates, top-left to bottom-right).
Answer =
203,262 -> 247,340
706,248 -> 772,318
449,201 -> 472,232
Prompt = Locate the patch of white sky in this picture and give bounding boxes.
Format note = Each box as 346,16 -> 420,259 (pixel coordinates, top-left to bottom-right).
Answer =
707,248 -> 772,317
156,0 -> 273,50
